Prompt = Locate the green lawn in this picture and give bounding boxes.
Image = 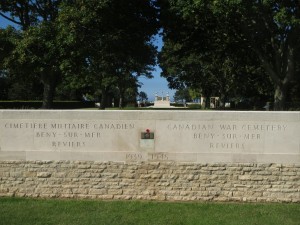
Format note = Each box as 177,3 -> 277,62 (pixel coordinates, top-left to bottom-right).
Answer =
0,198 -> 299,225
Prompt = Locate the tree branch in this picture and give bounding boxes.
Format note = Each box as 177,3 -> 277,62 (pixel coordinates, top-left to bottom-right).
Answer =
283,46 -> 295,85
0,12 -> 22,26
32,0 -> 43,15
253,46 -> 281,86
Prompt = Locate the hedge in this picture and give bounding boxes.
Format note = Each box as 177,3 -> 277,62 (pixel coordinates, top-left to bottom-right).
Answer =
0,101 -> 95,109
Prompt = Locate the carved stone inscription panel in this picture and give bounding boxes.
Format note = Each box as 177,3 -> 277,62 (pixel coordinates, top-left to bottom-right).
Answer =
0,110 -> 299,163
1,120 -> 137,151
156,121 -> 298,154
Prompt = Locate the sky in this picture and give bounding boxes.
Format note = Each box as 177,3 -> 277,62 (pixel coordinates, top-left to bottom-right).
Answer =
138,35 -> 175,102
0,16 -> 176,102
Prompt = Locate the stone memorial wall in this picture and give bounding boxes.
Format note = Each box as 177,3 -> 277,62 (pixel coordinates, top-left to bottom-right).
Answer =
0,110 -> 299,163
0,110 -> 299,202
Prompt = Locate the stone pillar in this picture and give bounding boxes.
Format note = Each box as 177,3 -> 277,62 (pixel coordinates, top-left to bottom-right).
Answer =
166,92 -> 170,102
155,92 -> 158,102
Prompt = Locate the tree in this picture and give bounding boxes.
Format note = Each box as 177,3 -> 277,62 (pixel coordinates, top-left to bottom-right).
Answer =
58,0 -> 159,109
174,88 -> 192,103
1,27 -> 45,101
0,27 -> 15,100
1,0 -> 159,109
0,0 -> 62,30
159,0 -> 300,110
159,0 -> 269,109
229,0 -> 300,110
188,88 -> 201,102
0,1 -> 64,108
0,71 -> 9,100
138,91 -> 148,102
4,22 -> 63,108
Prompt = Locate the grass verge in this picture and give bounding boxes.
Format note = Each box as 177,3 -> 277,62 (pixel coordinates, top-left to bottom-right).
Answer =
0,197 -> 299,225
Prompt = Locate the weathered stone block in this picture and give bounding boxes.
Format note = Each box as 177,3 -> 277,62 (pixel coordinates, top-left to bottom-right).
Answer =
107,189 -> 123,195
37,172 -> 52,178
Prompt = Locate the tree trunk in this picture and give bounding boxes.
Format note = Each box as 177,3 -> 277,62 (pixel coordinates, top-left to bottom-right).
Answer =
257,46 -> 295,111
41,73 -> 56,109
100,88 -> 107,109
203,90 -> 211,109
119,97 -> 123,108
273,84 -> 287,111
118,88 -> 124,108
219,90 -> 227,109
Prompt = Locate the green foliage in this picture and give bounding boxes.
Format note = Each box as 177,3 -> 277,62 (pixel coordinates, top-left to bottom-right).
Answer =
0,76 -> 8,100
174,88 -> 192,102
2,1 -> 299,110
0,27 -> 43,100
0,101 -> 95,109
160,0 -> 263,104
159,0 -> 300,110
138,91 -> 148,101
187,103 -> 202,109
188,88 -> 201,101
0,1 -> 65,108
0,0 -> 62,30
226,0 -> 300,110
0,1 -> 159,109
57,0 -> 159,108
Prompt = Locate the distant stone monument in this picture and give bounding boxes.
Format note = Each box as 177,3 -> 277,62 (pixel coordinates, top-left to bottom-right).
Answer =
153,91 -> 171,108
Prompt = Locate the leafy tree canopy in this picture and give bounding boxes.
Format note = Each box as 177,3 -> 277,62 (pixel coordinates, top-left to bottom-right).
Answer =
1,0 -> 160,108
159,0 -> 300,110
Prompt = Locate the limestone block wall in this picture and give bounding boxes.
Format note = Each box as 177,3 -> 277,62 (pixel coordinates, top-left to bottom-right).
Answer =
0,161 -> 299,203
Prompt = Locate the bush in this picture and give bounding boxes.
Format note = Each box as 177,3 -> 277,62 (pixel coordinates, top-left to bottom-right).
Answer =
171,103 -> 184,107
187,103 -> 202,109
